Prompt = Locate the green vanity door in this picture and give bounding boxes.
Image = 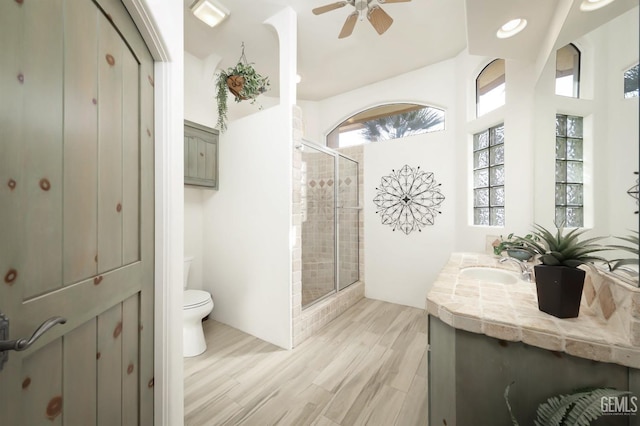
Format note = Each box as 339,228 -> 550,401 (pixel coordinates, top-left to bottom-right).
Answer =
0,0 -> 155,424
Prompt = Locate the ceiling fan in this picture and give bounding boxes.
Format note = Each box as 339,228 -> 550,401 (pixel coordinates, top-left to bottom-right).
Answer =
312,0 -> 411,39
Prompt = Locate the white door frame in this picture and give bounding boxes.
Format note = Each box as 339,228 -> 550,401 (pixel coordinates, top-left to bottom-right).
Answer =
121,1 -> 184,425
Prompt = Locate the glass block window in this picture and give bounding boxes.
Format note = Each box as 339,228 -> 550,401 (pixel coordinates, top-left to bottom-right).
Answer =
555,44 -> 581,98
555,114 -> 584,227
473,124 -> 505,226
624,63 -> 639,98
476,59 -> 506,117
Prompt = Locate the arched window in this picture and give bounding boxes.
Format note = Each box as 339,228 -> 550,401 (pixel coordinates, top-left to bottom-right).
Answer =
476,59 -> 505,117
624,63 -> 639,98
555,43 -> 581,98
326,103 -> 445,148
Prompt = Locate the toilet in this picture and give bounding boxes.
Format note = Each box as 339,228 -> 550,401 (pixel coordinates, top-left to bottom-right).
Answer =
183,256 -> 214,357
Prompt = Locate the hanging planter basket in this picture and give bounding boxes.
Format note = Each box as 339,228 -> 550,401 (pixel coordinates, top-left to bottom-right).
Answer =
226,75 -> 248,100
215,43 -> 270,132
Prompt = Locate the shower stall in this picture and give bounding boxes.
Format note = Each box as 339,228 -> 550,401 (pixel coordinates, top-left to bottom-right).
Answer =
299,140 -> 360,308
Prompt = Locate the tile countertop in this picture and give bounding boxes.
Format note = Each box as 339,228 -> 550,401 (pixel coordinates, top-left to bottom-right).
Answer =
426,252 -> 640,369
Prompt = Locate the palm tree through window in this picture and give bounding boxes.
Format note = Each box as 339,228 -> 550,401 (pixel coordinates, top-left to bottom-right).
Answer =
327,104 -> 445,148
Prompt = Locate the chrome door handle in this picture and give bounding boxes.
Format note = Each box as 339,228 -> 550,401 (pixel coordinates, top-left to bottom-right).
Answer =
0,314 -> 66,352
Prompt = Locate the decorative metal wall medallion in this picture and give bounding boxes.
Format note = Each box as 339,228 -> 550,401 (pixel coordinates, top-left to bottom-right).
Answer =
373,165 -> 445,235
628,171 -> 639,214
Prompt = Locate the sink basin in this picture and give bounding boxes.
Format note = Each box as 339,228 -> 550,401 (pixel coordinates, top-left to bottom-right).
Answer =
459,267 -> 518,284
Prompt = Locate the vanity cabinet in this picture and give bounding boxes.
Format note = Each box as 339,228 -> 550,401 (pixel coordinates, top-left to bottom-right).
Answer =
184,120 -> 218,189
428,316 -> 640,426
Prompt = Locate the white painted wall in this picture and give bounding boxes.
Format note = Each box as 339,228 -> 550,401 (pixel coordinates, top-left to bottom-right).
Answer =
532,9 -> 639,242
452,51 -> 537,254
365,132 -> 455,308
200,105 -> 292,348
183,188 -> 203,290
601,10 -> 638,239
184,52 -> 218,129
196,8 -> 296,350
298,60 -> 457,308
183,51 -> 282,292
183,52 -> 218,291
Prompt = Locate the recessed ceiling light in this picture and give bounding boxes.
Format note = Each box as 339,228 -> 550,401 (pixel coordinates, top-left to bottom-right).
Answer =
580,0 -> 616,12
191,0 -> 230,28
496,18 -> 528,39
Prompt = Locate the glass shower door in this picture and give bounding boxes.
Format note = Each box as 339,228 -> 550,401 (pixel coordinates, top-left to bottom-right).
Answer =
337,155 -> 359,290
301,145 -> 336,307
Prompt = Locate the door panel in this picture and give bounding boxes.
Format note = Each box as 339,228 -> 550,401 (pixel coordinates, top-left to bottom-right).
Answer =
63,319 -> 98,426
0,0 -> 155,424
22,340 -> 63,425
97,12 -> 125,274
63,0 -> 99,286
122,295 -> 140,426
97,304 -> 123,426
122,52 -> 141,265
22,0 -> 64,300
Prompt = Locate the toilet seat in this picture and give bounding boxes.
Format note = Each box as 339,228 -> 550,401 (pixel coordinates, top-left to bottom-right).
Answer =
184,289 -> 212,309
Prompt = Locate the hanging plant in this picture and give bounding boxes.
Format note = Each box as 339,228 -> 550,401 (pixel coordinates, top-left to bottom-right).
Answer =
215,43 -> 270,132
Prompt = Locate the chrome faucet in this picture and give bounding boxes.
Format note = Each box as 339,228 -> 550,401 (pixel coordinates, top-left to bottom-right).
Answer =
499,257 -> 534,282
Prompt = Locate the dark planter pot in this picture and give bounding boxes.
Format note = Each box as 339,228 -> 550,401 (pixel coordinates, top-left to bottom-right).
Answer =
533,265 -> 586,318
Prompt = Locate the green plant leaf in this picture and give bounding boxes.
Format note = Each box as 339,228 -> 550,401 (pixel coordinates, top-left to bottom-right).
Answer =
608,244 -> 640,253
610,258 -> 639,270
214,58 -> 270,132
534,392 -> 584,426
540,254 -> 561,265
564,389 -> 631,426
513,235 -> 547,254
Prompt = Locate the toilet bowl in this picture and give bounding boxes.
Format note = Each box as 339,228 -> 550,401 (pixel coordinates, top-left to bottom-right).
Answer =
183,256 -> 214,357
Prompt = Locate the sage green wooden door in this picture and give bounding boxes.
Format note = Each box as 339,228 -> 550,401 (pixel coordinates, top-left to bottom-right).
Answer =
0,0 -> 154,424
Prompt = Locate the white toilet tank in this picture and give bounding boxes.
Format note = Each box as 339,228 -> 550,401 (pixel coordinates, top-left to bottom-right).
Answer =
183,256 -> 194,289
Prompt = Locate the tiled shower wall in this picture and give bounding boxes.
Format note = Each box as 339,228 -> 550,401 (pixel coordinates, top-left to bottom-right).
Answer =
301,149 -> 335,306
292,106 -> 365,347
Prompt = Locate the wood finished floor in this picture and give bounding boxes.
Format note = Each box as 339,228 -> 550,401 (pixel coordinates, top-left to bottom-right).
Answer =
184,298 -> 428,426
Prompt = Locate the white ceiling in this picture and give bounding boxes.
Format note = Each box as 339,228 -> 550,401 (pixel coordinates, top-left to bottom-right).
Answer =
183,0 -> 638,101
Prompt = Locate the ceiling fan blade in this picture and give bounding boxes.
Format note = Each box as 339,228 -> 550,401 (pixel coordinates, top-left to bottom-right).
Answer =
367,5 -> 393,35
338,12 -> 359,39
378,0 -> 411,3
312,1 -> 348,15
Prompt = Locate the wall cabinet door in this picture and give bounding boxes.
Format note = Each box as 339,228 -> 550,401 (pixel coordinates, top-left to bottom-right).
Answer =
184,120 -> 218,189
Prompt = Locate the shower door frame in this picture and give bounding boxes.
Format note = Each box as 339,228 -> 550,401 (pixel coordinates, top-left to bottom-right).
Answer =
300,139 -> 360,308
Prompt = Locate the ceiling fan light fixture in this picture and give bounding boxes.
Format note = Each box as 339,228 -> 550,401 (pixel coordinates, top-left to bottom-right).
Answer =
496,18 -> 527,39
314,0 -> 410,38
191,0 -> 230,28
579,0 -> 616,12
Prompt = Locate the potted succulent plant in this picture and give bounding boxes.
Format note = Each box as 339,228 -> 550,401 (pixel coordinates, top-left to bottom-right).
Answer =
215,44 -> 270,132
513,224 -> 609,318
